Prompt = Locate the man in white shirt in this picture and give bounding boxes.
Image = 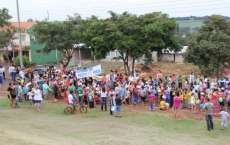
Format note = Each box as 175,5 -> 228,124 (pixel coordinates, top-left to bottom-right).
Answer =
8,65 -> 16,81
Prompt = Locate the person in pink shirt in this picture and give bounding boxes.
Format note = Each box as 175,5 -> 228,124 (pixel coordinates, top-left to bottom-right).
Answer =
173,92 -> 181,118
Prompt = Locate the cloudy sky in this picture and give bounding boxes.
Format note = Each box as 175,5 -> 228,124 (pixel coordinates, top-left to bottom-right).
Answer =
1,0 -> 230,21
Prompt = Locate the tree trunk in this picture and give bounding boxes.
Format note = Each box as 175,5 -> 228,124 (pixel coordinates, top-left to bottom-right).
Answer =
123,61 -> 127,74
62,48 -> 74,68
62,56 -> 72,68
131,57 -> 135,76
122,57 -> 130,76
126,55 -> 130,76
173,53 -> 176,63
157,51 -> 162,62
120,51 -> 130,76
125,61 -> 130,76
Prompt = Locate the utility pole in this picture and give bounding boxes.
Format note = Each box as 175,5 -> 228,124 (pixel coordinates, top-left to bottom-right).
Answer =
16,0 -> 24,68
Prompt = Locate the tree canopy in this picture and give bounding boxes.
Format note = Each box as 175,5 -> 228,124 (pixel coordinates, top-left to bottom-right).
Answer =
33,11 -> 180,74
0,8 -> 12,48
0,8 -> 11,27
33,17 -> 81,66
185,15 -> 230,77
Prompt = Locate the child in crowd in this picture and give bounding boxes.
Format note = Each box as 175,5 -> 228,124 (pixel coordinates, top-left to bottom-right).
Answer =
7,82 -> 17,108
219,108 -> 229,129
173,92 -> 181,118
148,92 -> 156,111
159,98 -> 169,111
27,88 -> 34,105
33,86 -> 43,112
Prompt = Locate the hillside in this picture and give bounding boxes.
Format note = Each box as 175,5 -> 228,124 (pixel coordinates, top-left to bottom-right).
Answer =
175,16 -> 230,33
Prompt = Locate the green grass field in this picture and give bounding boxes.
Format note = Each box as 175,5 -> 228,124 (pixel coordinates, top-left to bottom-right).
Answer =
0,97 -> 230,145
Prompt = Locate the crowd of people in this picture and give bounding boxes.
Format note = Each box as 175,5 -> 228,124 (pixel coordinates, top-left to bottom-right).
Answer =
4,63 -> 230,130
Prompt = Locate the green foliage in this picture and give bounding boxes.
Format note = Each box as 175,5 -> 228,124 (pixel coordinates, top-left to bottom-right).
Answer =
0,8 -> 12,48
0,29 -> 13,48
185,15 -> 230,77
0,8 -> 11,27
33,18 -> 81,67
33,11 -> 180,72
14,56 -> 30,67
104,11 -> 180,75
79,17 -> 110,59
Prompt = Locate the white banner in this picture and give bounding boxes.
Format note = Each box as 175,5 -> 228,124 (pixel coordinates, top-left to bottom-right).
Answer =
75,64 -> 102,79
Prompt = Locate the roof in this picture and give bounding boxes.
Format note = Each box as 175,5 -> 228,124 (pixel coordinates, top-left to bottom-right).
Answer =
10,22 -> 35,30
0,21 -> 35,32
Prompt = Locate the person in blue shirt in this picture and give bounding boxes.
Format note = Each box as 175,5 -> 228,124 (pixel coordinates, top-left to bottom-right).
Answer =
118,84 -> 126,101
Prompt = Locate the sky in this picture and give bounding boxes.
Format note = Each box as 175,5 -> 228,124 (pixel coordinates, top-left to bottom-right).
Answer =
1,0 -> 230,21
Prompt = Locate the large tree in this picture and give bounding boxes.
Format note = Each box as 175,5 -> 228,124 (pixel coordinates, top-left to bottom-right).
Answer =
33,18 -> 81,67
105,11 -> 179,75
33,11 -> 180,73
79,16 -> 111,59
185,15 -> 230,77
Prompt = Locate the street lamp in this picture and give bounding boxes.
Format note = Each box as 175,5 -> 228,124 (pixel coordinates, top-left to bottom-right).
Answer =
16,0 -> 24,68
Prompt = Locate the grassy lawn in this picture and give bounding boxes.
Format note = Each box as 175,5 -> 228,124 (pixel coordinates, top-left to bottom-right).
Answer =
0,97 -> 229,145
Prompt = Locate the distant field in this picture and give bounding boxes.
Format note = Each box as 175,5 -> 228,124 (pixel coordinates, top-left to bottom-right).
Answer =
0,98 -> 229,145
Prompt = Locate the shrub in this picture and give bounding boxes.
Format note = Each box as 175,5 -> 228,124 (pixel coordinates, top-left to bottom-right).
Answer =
14,56 -> 31,67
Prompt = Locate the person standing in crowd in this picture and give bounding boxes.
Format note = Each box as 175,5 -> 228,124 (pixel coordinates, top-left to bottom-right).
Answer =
19,68 -> 25,80
108,89 -> 115,115
132,84 -> 139,105
2,65 -> 5,80
52,81 -> 59,101
33,86 -> 43,112
8,64 -> 16,81
0,65 -> 4,88
109,70 -> 116,90
67,90 -> 75,109
204,98 -> 214,131
16,81 -> 23,102
148,86 -> 156,111
115,94 -> 122,117
118,84 -> 126,102
77,85 -> 84,106
100,87 -> 107,111
219,108 -> 229,129
42,81 -> 50,99
88,87 -> 94,108
7,82 -> 17,108
173,92 -> 181,118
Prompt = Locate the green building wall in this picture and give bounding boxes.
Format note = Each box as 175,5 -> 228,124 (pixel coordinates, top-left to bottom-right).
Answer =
28,29 -> 63,65
30,42 -> 62,65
